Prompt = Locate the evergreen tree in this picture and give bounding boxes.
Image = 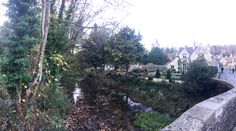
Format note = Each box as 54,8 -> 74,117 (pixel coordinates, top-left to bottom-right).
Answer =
107,27 -> 144,75
155,69 -> 161,78
1,0 -> 39,99
78,28 -> 109,71
166,69 -> 171,80
147,47 -> 168,65
166,69 -> 173,82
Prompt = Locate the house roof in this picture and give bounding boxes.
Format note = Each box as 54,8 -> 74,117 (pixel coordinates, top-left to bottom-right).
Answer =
185,47 -> 195,55
178,47 -> 195,55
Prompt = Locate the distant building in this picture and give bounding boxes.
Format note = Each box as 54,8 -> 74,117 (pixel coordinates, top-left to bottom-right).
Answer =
191,45 -> 218,67
233,57 -> 236,69
104,64 -> 114,71
166,45 -> 219,72
220,55 -> 236,69
151,40 -> 160,49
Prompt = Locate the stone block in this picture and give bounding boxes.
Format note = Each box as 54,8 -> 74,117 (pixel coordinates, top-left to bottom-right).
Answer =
161,114 -> 204,131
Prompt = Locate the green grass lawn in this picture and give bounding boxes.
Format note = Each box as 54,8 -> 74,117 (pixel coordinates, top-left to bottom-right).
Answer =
171,73 -> 181,80
148,71 -> 181,80
148,71 -> 156,77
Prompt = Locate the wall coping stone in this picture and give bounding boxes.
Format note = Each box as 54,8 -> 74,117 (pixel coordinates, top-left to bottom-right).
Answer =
162,79 -> 236,131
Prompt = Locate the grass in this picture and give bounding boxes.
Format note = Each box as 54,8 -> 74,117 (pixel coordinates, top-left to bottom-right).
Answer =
148,71 -> 156,77
110,75 -> 230,130
134,112 -> 172,131
148,71 -> 181,80
128,81 -> 195,117
111,71 -> 230,131
171,73 -> 181,80
115,77 -> 207,117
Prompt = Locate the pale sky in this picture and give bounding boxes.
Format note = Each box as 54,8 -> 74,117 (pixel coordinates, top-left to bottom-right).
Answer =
1,0 -> 236,50
0,1 -> 7,26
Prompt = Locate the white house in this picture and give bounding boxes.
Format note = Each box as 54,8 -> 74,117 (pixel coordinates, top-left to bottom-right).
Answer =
167,45 -> 219,72
166,58 -> 179,71
167,47 -> 194,72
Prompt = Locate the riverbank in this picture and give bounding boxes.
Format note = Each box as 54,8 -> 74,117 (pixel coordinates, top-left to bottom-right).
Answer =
64,75 -> 139,130
64,74 -> 231,131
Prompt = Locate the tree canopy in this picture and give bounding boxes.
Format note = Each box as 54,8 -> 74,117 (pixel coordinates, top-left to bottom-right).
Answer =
146,47 -> 168,65
183,59 -> 215,96
106,27 -> 144,74
1,0 -> 39,98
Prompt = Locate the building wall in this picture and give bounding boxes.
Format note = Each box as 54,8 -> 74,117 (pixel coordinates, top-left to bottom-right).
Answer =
191,46 -> 212,62
179,49 -> 190,59
166,58 -> 179,71
167,46 -> 219,72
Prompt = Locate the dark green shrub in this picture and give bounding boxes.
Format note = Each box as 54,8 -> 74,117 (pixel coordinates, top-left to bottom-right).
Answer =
130,68 -> 144,78
208,66 -> 218,77
144,69 -> 148,77
166,70 -> 171,80
183,59 -> 215,96
155,69 -> 161,78
134,112 -> 171,131
37,84 -> 71,116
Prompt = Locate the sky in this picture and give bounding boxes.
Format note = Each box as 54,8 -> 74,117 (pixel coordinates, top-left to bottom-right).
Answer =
0,1 -> 7,26
1,0 -> 236,50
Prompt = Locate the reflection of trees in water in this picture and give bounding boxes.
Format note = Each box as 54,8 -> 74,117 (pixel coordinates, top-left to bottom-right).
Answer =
67,77 -> 137,130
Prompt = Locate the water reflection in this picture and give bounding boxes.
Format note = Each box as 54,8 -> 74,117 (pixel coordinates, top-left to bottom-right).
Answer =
123,96 -> 153,112
73,83 -> 84,104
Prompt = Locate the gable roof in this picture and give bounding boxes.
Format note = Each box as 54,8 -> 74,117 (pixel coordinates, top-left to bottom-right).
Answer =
178,47 -> 195,55
185,47 -> 195,55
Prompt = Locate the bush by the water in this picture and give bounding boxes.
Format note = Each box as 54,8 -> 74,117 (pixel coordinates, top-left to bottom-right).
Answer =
114,76 -> 192,117
127,81 -> 191,117
107,72 -> 230,131
113,73 -> 225,118
208,66 -> 218,77
134,112 -> 171,131
182,59 -> 216,96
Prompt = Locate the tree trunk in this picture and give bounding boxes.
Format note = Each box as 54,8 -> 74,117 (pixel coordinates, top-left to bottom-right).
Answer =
16,87 -> 25,118
35,0 -> 50,85
58,0 -> 65,19
28,0 -> 51,97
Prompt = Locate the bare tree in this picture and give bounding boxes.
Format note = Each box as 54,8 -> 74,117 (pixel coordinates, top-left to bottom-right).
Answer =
29,0 -> 51,95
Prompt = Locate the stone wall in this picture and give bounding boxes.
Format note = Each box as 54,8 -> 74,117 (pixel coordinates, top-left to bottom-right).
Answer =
162,79 -> 236,131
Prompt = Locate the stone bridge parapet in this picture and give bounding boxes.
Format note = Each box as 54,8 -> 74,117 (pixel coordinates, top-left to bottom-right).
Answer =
162,79 -> 236,131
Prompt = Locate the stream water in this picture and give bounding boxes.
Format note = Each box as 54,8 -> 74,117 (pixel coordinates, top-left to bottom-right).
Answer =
123,96 -> 154,112
68,82 -> 158,130
73,83 -> 153,113
73,83 -> 84,104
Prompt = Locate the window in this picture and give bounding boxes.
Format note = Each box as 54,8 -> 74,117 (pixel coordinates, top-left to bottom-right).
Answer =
183,55 -> 187,58
171,65 -> 174,69
198,54 -> 204,59
183,63 -> 187,72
